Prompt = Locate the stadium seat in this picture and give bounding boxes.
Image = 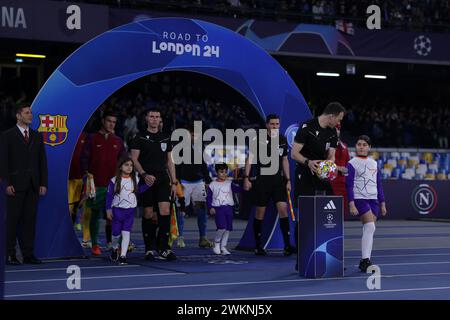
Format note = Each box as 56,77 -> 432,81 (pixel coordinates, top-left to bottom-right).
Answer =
387,159 -> 397,168
438,157 -> 446,168
423,152 -> 433,164
425,173 -> 436,180
377,159 -> 384,168
445,153 -> 450,162
401,152 -> 411,158
416,164 -> 428,175
401,173 -> 412,180
382,168 -> 392,179
370,151 -> 379,160
384,163 -> 393,170
398,158 -> 407,166
391,152 -> 400,159
443,153 -> 450,169
415,173 -> 425,180
429,163 -> 439,173
391,168 -> 401,179
408,156 -> 419,168
405,168 -> 416,177
437,173 -> 447,180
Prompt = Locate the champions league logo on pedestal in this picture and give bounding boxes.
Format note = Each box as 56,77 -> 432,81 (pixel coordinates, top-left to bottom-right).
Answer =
323,202 -> 337,229
325,213 -> 336,229
298,196 -> 344,278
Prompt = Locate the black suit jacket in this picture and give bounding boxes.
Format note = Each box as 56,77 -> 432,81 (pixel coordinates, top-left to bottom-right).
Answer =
0,126 -> 48,191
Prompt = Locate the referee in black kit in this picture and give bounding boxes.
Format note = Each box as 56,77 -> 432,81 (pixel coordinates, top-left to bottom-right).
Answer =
130,108 -> 178,261
290,102 -> 345,268
243,114 -> 294,256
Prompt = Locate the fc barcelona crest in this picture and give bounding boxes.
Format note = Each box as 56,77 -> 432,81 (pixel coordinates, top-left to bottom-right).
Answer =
38,114 -> 68,146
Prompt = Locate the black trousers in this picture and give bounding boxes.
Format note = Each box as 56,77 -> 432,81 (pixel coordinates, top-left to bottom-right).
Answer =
6,187 -> 39,257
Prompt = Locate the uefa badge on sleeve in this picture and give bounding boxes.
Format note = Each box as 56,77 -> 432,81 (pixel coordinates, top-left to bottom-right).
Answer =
38,114 -> 68,147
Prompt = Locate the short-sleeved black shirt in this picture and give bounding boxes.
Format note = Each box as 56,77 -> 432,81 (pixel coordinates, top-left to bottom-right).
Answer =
294,118 -> 338,161
252,133 -> 288,176
130,130 -> 172,174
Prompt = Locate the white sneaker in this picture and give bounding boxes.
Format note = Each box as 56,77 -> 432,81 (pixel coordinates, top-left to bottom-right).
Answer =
213,242 -> 221,255
177,236 -> 186,248
220,230 -> 230,255
81,240 -> 92,248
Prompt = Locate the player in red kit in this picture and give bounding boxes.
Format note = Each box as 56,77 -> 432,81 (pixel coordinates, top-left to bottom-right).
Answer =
330,123 -> 350,216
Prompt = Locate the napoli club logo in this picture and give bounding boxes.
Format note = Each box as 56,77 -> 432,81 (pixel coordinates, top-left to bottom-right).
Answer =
411,184 -> 437,215
38,114 -> 68,147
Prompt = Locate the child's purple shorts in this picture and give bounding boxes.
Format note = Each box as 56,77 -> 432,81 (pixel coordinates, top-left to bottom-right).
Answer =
354,199 -> 380,217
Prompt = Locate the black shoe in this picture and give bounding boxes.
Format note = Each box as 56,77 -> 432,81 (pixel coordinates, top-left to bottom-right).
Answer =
254,247 -> 267,256
23,256 -> 42,264
144,250 -> 158,261
159,249 -> 177,261
359,258 -> 372,272
118,256 -> 127,265
6,255 -> 21,265
283,245 -> 295,256
110,248 -> 119,262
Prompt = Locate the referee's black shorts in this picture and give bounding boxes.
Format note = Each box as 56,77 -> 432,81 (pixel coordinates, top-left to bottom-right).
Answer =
294,166 -> 333,207
252,174 -> 287,207
140,172 -> 171,208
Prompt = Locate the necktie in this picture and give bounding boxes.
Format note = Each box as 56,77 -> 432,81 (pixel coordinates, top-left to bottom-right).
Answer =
24,130 -> 29,144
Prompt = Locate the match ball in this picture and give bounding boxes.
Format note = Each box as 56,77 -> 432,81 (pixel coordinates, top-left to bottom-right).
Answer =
316,160 -> 338,181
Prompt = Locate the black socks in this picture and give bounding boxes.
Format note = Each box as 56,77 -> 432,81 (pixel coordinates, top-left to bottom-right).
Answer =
279,217 -> 291,248
253,218 -> 263,248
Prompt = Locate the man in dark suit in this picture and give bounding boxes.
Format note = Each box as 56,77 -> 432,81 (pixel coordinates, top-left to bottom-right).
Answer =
0,103 -> 48,265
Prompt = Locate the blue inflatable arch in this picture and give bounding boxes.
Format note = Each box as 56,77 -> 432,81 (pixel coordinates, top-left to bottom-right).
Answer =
30,18 -> 311,258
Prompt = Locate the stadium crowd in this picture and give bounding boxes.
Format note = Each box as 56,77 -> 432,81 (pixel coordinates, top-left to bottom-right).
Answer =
84,94 -> 256,147
344,102 -> 450,149
91,0 -> 450,30
1,87 -> 449,149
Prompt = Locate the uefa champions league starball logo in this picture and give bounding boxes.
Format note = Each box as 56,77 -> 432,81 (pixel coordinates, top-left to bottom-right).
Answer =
414,35 -> 432,57
326,214 -> 334,224
323,211 -> 336,229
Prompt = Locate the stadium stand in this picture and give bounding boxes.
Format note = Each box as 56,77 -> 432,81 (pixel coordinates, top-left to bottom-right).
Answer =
75,0 -> 450,31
